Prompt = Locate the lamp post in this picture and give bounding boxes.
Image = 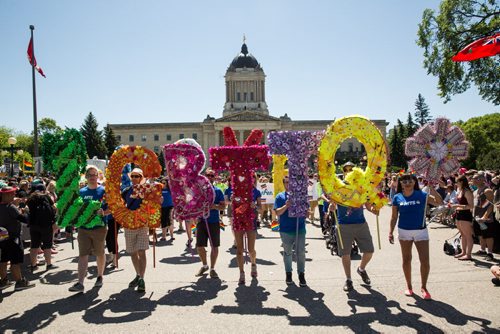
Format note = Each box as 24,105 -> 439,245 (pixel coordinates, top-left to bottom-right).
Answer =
7,137 -> 17,177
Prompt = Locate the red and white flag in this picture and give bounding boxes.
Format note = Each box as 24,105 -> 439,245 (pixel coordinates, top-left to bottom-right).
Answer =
452,33 -> 500,62
27,37 -> 46,77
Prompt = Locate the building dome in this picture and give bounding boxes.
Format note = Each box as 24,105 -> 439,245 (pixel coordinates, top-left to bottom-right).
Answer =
228,43 -> 260,70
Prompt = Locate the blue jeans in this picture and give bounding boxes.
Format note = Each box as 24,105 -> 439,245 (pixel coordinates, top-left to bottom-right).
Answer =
280,231 -> 306,273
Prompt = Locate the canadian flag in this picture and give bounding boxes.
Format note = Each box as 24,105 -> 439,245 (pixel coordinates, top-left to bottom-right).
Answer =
27,37 -> 46,77
452,33 -> 500,62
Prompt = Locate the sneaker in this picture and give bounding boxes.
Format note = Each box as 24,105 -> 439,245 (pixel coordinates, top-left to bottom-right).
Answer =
209,269 -> 219,279
94,276 -> 103,287
196,265 -> 209,277
491,278 -> 500,286
357,267 -> 371,285
160,237 -> 167,241
68,282 -> 84,292
285,272 -> 293,285
298,273 -> 307,287
238,271 -> 245,285
14,278 -> 35,291
46,264 -> 58,270
251,264 -> 258,278
0,277 -> 13,290
137,278 -> 145,292
30,264 -> 39,272
421,288 -> 432,300
343,279 -> 353,292
474,250 -> 487,255
186,239 -> 193,247
129,275 -> 140,288
485,253 -> 494,261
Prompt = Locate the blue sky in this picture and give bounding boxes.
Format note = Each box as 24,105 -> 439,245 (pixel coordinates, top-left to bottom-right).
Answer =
1,1 -> 497,134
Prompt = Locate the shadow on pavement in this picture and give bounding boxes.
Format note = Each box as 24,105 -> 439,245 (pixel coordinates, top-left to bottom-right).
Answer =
0,287 -> 103,333
82,288 -> 156,324
39,269 -> 77,285
157,277 -> 227,306
212,279 -> 288,316
280,285 -> 445,332
227,256 -> 276,268
160,249 -> 200,265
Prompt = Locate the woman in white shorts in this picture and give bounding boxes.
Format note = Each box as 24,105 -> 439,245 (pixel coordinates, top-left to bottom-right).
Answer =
389,173 -> 443,300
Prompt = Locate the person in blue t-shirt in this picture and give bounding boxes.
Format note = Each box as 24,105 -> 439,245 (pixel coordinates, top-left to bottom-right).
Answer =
389,173 -> 443,300
68,165 -> 108,293
195,168 -> 226,280
160,178 -> 174,241
274,175 -> 307,287
333,162 -> 379,292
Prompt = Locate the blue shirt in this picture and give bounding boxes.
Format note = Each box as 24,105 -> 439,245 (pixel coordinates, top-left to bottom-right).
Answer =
161,189 -> 173,208
337,205 -> 366,225
206,186 -> 225,224
392,190 -> 428,230
273,191 -> 306,234
121,187 -> 142,211
79,185 -> 106,229
224,187 -> 261,202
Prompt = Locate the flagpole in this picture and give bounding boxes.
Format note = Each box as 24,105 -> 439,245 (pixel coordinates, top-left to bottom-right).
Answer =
29,25 -> 39,176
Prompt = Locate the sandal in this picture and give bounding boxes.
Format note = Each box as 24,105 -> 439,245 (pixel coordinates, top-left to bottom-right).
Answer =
458,256 -> 472,261
251,264 -> 258,278
404,289 -> 414,297
421,289 -> 432,300
238,272 -> 245,285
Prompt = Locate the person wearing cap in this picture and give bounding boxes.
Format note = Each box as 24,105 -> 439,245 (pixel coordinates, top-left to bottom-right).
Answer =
121,168 -> 149,293
333,162 -> 378,292
471,172 -> 495,260
0,186 -> 35,291
68,165 -> 108,293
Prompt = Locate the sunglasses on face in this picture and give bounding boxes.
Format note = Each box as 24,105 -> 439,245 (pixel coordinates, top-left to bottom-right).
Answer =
87,174 -> 98,178
131,175 -> 142,179
343,168 -> 353,173
401,179 -> 413,185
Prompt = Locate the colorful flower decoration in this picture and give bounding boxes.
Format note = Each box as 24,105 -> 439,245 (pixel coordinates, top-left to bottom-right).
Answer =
163,140 -> 214,221
106,146 -> 162,229
209,127 -> 270,231
268,131 -> 324,217
53,129 -> 103,229
405,117 -> 469,182
272,155 -> 287,198
318,115 -> 388,210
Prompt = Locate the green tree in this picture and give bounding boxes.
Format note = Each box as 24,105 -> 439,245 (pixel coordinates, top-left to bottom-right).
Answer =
389,124 -> 406,168
459,113 -> 500,169
103,125 -> 119,158
80,112 -> 106,159
417,0 -> 500,105
414,94 -> 432,126
38,117 -> 62,136
406,112 -> 418,137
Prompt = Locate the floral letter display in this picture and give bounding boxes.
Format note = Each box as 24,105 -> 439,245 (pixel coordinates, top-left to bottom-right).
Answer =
209,127 -> 270,231
318,115 -> 388,210
405,118 -> 469,182
163,139 -> 214,221
268,131 -> 323,217
106,146 -> 163,229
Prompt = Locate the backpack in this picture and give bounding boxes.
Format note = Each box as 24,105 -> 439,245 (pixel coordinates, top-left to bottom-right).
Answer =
28,194 -> 56,227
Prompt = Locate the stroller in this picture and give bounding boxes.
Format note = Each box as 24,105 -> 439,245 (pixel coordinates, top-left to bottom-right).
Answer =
428,205 -> 456,227
323,211 -> 359,257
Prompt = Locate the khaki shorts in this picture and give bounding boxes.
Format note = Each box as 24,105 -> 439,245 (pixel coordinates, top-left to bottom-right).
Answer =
125,227 -> 150,253
78,227 -> 107,257
336,222 -> 374,256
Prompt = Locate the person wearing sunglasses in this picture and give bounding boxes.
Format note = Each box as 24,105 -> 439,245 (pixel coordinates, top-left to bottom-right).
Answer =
389,173 -> 443,300
121,168 -> 149,293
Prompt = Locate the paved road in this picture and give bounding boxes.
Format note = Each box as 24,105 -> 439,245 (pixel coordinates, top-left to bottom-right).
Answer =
1,206 -> 499,333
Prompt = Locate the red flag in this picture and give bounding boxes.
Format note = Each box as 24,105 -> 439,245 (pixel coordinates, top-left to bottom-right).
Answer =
452,33 -> 500,62
27,37 -> 46,78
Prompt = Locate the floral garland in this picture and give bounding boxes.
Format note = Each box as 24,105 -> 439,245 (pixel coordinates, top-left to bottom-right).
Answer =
105,145 -> 162,229
318,115 -> 388,209
272,155 -> 287,197
209,127 -> 270,231
163,140 -> 214,221
53,129 -> 103,228
405,117 -> 469,181
268,131 -> 324,217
